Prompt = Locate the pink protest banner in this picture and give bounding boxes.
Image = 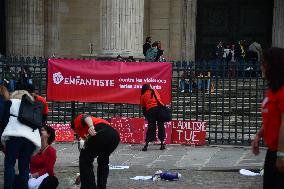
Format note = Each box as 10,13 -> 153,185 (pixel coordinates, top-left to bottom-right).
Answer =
171,120 -> 206,145
48,59 -> 172,104
144,121 -> 172,144
110,117 -> 145,144
48,124 -> 74,142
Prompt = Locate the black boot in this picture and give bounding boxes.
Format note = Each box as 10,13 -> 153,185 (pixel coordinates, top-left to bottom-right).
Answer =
142,143 -> 148,151
160,142 -> 165,150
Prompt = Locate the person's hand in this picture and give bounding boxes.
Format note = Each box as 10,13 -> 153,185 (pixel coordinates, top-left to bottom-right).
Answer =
88,126 -> 96,136
251,133 -> 261,155
276,157 -> 284,173
31,172 -> 39,178
75,174 -> 81,185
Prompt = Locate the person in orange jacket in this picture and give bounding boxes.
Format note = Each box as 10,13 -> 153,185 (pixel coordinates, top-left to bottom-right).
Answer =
140,84 -> 166,151
71,114 -> 120,189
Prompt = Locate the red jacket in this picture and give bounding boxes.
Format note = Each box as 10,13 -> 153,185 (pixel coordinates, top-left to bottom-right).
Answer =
262,87 -> 284,151
140,89 -> 164,111
30,145 -> 56,176
35,95 -> 49,115
74,114 -> 110,139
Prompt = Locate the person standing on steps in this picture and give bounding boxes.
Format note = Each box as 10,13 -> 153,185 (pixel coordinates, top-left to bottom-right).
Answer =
140,84 -> 166,151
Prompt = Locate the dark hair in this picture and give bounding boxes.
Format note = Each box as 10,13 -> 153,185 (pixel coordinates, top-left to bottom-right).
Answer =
263,47 -> 284,93
44,125 -> 56,145
152,41 -> 159,47
24,84 -> 35,94
146,37 -> 151,43
141,84 -> 151,96
70,119 -> 75,130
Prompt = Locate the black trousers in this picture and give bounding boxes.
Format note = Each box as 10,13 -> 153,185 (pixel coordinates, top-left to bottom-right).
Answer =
79,123 -> 120,189
145,106 -> 165,143
263,150 -> 284,189
38,176 -> 59,189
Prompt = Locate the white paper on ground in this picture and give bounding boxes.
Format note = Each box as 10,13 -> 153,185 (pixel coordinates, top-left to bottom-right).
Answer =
239,169 -> 260,176
109,165 -> 130,170
130,176 -> 153,181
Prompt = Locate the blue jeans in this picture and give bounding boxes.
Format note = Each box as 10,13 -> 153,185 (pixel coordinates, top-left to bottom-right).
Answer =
179,80 -> 193,92
8,80 -> 16,92
4,137 -> 35,189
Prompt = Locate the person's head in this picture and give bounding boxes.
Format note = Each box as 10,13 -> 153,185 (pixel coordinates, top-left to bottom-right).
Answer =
117,55 -> 123,61
218,41 -> 222,47
40,125 -> 56,145
22,83 -> 35,95
231,44 -> 235,49
152,41 -> 159,48
0,85 -> 10,100
141,84 -> 151,96
262,47 -> 284,93
146,37 -> 152,43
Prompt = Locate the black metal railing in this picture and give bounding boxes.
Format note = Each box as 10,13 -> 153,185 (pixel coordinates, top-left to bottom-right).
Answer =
0,56 -> 266,145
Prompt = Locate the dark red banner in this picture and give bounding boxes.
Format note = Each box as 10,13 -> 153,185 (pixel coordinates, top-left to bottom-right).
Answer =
47,59 -> 172,104
48,124 -> 74,142
171,120 -> 206,145
110,117 -> 145,144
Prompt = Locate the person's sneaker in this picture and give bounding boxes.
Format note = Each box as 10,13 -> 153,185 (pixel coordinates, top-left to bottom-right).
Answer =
142,145 -> 148,151
181,90 -> 184,93
160,144 -> 166,150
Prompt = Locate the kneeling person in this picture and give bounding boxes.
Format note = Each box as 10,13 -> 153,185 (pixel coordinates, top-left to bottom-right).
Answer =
71,114 -> 120,189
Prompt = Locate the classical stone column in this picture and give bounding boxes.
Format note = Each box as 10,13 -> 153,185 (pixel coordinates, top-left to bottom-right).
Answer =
44,0 -> 59,57
272,0 -> 284,48
99,0 -> 144,59
181,0 -> 197,61
6,0 -> 44,57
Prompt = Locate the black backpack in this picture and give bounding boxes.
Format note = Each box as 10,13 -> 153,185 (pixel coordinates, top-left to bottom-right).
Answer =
17,94 -> 43,131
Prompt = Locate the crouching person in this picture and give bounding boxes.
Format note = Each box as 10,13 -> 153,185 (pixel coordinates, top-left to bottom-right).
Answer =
71,114 -> 120,189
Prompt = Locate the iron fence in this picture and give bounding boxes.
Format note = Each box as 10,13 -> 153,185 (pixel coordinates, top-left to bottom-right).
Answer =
0,56 -> 266,145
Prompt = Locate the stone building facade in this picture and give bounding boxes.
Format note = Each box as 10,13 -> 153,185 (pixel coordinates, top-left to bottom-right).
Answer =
2,0 -> 284,61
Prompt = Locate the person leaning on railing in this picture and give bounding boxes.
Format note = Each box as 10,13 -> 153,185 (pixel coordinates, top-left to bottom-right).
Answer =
252,47 -> 284,189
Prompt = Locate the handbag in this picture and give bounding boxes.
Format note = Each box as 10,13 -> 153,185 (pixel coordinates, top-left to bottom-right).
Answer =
152,90 -> 172,122
17,94 -> 44,131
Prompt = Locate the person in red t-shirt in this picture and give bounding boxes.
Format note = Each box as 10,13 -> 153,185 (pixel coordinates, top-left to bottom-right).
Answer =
13,125 -> 58,189
140,84 -> 166,151
71,114 -> 120,189
252,47 -> 284,189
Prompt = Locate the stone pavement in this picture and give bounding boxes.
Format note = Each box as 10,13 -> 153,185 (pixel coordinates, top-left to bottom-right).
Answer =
0,143 -> 266,188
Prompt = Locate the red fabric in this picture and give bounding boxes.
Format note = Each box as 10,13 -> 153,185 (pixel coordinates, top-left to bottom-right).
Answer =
262,87 -> 284,151
110,117 -> 145,144
35,95 -> 49,115
171,120 -> 206,145
30,146 -> 56,176
48,124 -> 74,142
140,89 -> 164,111
47,59 -> 172,104
74,114 -> 110,139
